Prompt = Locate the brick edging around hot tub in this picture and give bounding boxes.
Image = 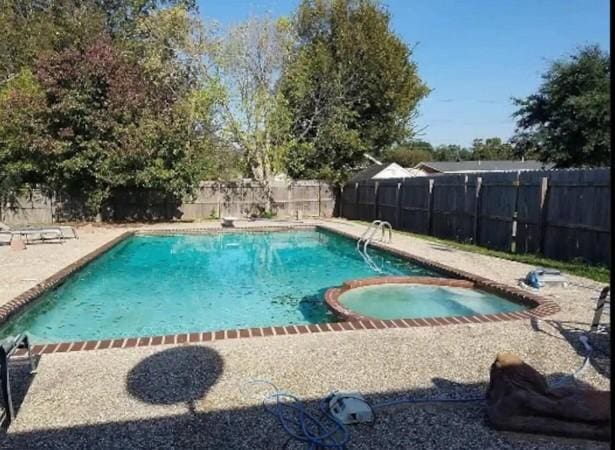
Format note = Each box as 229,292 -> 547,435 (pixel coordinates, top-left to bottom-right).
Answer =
323,276 -> 558,322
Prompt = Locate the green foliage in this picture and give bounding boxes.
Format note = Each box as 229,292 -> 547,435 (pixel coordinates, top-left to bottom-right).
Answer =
512,45 -> 610,167
0,68 -> 48,196
431,144 -> 472,162
0,1 -> 221,217
469,137 -> 515,160
260,210 -> 277,219
280,0 -> 429,183
382,141 -> 433,167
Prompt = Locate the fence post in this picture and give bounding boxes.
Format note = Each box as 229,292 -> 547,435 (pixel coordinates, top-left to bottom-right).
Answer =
50,191 -> 56,223
461,175 -> 468,241
510,173 -> 520,253
354,182 -> 359,219
215,184 -> 222,219
537,176 -> 549,255
373,181 -> 379,220
473,177 -> 482,244
318,181 -> 322,217
395,181 -> 402,228
339,184 -> 344,218
427,179 -> 435,235
287,182 -> 293,218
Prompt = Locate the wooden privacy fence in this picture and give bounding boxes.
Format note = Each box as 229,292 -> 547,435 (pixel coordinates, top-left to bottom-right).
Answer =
1,180 -> 337,224
340,168 -> 610,265
180,180 -> 336,220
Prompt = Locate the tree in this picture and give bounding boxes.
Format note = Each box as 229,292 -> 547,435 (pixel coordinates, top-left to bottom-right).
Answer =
382,140 -> 433,167
512,45 -> 610,167
0,69 -> 49,197
280,0 -> 429,183
0,0 -> 197,84
0,1 -> 221,217
432,144 -> 471,162
470,137 -> 515,160
209,16 -> 294,184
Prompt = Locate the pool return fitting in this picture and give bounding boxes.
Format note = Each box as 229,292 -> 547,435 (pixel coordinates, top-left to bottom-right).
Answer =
242,334 -> 595,449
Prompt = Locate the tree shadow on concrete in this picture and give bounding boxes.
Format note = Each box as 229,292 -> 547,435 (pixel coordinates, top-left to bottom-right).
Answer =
126,346 -> 224,415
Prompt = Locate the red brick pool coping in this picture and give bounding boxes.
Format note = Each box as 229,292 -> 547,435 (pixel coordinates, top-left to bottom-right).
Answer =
1,223 -> 560,355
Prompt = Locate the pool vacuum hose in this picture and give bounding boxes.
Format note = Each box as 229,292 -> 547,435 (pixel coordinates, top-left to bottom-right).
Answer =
243,335 -> 593,449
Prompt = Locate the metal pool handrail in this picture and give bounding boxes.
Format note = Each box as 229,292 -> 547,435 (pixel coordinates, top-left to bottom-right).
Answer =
356,220 -> 392,273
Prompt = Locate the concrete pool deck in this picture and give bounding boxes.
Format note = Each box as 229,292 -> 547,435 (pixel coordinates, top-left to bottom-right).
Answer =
0,219 -> 610,449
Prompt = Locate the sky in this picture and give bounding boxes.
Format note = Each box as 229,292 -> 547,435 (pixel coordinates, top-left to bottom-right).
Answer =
197,0 -> 610,147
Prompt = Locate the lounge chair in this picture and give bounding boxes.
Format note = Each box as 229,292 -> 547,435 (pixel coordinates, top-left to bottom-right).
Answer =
0,334 -> 37,425
221,216 -> 237,228
0,223 -> 78,245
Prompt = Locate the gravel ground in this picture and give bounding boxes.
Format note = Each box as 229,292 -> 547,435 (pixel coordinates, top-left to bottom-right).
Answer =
0,219 -> 610,449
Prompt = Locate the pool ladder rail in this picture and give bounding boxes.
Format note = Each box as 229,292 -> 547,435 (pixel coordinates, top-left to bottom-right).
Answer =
356,220 -> 392,273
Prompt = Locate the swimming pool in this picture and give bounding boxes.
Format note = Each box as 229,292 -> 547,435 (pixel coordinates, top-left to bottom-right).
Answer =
0,229 -> 441,343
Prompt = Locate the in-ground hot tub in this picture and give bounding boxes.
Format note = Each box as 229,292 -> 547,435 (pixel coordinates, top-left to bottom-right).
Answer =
325,277 -> 532,322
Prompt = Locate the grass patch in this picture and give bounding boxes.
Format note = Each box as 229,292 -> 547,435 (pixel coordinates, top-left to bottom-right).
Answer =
353,220 -> 610,283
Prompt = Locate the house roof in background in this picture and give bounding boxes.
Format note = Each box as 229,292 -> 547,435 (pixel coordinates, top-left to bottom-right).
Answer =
347,163 -> 411,183
347,164 -> 389,183
414,160 -> 554,173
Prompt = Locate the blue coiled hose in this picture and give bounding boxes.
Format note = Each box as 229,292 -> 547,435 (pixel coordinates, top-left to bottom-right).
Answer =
243,380 -> 350,449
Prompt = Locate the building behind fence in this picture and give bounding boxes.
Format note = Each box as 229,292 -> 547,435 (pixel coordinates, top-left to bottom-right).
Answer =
340,168 -> 610,266
1,180 -> 337,225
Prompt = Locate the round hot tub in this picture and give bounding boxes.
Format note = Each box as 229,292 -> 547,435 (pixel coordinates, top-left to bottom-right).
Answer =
324,277 -> 530,321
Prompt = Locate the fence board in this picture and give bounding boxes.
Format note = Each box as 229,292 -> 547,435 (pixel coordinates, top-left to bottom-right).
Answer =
431,175 -> 475,242
356,182 -> 376,221
542,169 -> 610,264
399,177 -> 431,234
0,190 -> 54,225
375,181 -> 399,225
516,171 -> 549,254
476,172 -> 519,251
341,184 -> 359,220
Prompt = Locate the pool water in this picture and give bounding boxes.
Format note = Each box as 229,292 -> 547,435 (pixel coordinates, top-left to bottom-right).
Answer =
338,284 -> 527,320
1,229 -> 439,343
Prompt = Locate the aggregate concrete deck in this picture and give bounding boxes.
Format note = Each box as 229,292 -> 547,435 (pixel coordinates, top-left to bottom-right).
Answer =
0,219 -> 610,449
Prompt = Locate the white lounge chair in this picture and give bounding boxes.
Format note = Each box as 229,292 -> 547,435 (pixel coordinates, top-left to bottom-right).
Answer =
221,216 -> 237,228
0,223 -> 78,244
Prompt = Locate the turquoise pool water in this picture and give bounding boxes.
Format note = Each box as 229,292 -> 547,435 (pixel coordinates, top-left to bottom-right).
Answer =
338,284 -> 526,320
1,229 -> 439,343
